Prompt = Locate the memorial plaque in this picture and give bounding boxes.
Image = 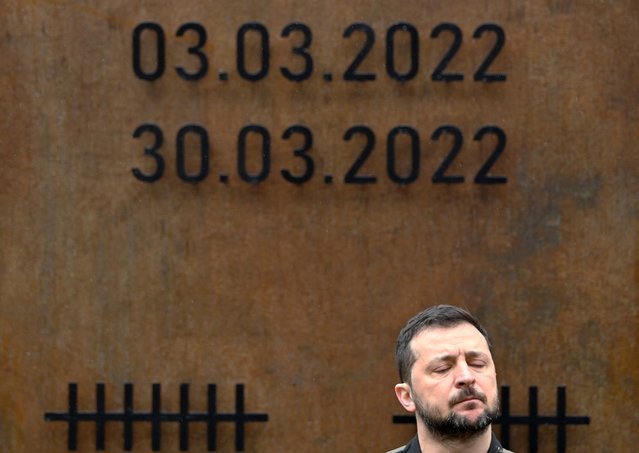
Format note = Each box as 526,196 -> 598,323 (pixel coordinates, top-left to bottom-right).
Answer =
1,1 -> 637,452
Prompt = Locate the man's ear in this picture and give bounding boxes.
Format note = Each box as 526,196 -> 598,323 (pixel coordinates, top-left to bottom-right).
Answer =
394,383 -> 416,413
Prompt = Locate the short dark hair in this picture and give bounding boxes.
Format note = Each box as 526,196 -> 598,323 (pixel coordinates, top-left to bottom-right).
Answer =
396,305 -> 492,384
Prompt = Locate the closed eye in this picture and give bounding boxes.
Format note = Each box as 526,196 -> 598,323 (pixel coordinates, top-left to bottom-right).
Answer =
466,351 -> 490,368
469,360 -> 487,368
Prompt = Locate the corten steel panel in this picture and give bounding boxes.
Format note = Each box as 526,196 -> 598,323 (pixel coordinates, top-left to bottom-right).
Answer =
0,1 -> 637,452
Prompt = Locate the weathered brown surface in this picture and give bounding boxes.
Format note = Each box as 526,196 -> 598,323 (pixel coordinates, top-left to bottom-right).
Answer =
1,1 -> 637,452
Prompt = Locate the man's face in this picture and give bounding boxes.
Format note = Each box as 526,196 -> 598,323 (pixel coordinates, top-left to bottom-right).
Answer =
399,323 -> 499,441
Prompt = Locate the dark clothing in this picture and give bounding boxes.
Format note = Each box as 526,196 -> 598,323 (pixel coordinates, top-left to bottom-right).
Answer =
394,436 -> 419,453
387,432 -> 512,453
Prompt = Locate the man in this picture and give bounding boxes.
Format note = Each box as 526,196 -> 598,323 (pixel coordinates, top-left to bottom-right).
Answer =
387,305 -> 512,453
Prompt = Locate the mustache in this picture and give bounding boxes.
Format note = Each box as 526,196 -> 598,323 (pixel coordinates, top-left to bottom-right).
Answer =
449,387 -> 488,407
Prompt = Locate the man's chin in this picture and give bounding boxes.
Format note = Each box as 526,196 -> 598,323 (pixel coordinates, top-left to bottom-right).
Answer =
452,401 -> 487,419
418,406 -> 497,442
450,412 -> 489,429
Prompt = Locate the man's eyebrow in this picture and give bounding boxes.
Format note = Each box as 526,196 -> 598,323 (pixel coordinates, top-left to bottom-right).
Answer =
428,350 -> 489,364
427,353 -> 459,365
466,350 -> 490,360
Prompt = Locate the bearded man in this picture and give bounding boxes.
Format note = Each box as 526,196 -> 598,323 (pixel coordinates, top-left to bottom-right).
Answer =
388,305 -> 513,453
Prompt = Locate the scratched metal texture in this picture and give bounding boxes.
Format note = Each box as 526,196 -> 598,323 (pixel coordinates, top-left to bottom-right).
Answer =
0,1 -> 637,452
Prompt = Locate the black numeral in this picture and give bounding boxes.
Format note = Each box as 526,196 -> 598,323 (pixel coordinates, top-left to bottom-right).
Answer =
176,124 -> 209,183
344,126 -> 377,183
387,126 -> 420,184
132,124 -> 165,182
474,126 -> 507,184
386,23 -> 419,82
238,125 -> 270,183
176,23 -> 208,81
281,125 -> 314,184
280,23 -> 313,82
237,23 -> 270,81
132,22 -> 165,81
431,125 -> 465,184
473,23 -> 507,82
343,23 -> 376,81
430,23 -> 463,82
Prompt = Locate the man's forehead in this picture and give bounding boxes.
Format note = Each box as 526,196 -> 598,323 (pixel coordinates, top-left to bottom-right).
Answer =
410,322 -> 491,357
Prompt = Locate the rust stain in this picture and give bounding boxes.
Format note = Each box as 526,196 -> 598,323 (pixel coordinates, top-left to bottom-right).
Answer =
636,222 -> 639,340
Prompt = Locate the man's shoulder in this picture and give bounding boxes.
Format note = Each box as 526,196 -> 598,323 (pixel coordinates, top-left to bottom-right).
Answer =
385,436 -> 418,453
385,434 -> 514,453
385,447 -> 407,453
385,446 -> 514,453
385,445 -> 514,453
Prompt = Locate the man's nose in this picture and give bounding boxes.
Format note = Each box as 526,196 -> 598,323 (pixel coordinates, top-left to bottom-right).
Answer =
454,361 -> 476,388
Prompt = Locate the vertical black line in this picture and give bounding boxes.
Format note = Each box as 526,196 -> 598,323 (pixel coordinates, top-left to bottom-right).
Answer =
95,383 -> 106,450
556,386 -> 567,453
499,385 -> 511,448
68,383 -> 79,451
124,383 -> 134,451
207,384 -> 217,451
528,386 -> 539,453
235,384 -> 246,451
151,384 -> 161,451
179,384 -> 190,451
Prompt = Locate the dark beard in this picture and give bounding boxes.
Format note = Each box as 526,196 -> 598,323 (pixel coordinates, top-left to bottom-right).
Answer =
414,388 -> 500,443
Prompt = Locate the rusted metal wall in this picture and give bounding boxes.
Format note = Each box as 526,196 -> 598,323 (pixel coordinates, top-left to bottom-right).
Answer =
1,1 -> 637,452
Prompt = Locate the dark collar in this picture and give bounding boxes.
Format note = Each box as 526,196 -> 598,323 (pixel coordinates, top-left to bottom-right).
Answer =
488,431 -> 506,453
401,432 -> 505,453
401,436 -> 421,453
